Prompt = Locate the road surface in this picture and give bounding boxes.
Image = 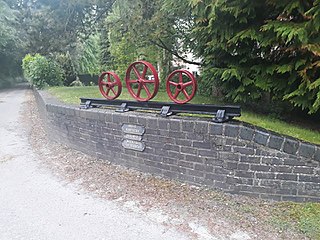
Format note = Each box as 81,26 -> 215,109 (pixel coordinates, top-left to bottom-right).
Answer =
0,88 -> 189,240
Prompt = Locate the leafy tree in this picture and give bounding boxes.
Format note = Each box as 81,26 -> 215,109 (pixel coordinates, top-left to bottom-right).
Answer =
74,33 -> 102,76
11,0 -> 115,55
191,0 -> 320,114
0,0 -> 24,87
105,1 -> 160,79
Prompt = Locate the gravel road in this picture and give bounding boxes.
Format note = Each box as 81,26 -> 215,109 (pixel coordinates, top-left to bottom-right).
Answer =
0,88 -> 190,240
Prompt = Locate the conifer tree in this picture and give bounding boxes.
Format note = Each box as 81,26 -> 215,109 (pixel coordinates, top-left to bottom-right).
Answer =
191,0 -> 320,114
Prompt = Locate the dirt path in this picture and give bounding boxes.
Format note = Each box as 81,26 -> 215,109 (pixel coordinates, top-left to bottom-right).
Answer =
0,88 -> 191,240
0,88 -> 308,240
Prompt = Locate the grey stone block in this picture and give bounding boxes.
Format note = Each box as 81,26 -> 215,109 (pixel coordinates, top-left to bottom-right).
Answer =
254,130 -> 269,146
181,146 -> 197,155
276,173 -> 297,181
194,122 -> 208,135
299,175 -> 320,183
239,126 -> 254,141
169,119 -> 181,131
283,138 -> 299,155
193,141 -> 212,149
224,124 -> 239,138
235,170 -> 254,178
210,124 -> 223,135
175,139 -> 192,147
147,118 -> 158,129
298,143 -> 315,159
205,173 -> 226,182
158,119 -> 169,130
268,135 -> 284,150
198,149 -> 218,158
250,164 -> 271,172
256,172 -> 276,179
182,121 -> 194,132
233,146 -> 255,155
314,147 -> 320,162
240,156 -> 260,163
293,166 -> 314,174
188,169 -> 204,178
220,152 -> 240,161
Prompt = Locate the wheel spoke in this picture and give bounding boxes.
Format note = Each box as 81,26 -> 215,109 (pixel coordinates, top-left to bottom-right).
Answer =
173,88 -> 180,99
107,74 -> 111,83
136,84 -> 142,97
169,81 -> 178,87
144,80 -> 155,84
179,72 -> 183,84
142,84 -> 152,98
183,81 -> 193,88
182,89 -> 190,99
132,66 -> 141,78
105,88 -> 110,96
110,87 -> 117,96
142,65 -> 148,78
101,81 -> 108,85
128,79 -> 138,84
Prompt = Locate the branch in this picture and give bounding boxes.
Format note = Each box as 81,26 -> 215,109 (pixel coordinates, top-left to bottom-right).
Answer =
150,38 -> 202,66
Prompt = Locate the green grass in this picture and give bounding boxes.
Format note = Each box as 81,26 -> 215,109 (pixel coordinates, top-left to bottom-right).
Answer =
271,202 -> 320,239
48,86 -> 320,145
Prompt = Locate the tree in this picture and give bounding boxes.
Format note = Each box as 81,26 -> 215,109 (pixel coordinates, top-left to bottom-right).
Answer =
11,0 -> 115,55
191,0 -> 320,114
0,0 -> 24,88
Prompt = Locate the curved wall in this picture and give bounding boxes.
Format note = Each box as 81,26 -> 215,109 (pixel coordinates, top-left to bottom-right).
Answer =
34,90 -> 320,202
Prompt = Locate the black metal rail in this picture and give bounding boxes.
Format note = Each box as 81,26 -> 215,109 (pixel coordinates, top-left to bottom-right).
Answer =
80,98 -> 241,123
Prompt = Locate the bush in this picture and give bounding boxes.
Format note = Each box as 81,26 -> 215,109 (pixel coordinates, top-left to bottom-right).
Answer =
55,52 -> 77,86
22,54 -> 63,89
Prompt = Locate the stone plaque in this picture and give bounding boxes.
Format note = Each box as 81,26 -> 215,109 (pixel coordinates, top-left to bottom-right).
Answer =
124,134 -> 143,141
122,139 -> 145,152
122,124 -> 145,136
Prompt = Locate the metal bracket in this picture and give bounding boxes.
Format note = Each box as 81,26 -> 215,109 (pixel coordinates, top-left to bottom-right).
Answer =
213,109 -> 229,123
116,103 -> 129,113
81,100 -> 92,109
160,106 -> 173,117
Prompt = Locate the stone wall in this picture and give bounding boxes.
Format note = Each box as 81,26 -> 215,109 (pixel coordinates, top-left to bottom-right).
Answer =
34,90 -> 320,202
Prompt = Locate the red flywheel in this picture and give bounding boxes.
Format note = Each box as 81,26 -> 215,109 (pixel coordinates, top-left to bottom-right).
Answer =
166,70 -> 197,104
98,72 -> 122,100
125,61 -> 159,101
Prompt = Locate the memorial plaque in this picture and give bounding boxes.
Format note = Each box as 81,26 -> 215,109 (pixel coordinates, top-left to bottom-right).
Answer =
122,139 -> 145,152
122,124 -> 145,136
124,134 -> 143,141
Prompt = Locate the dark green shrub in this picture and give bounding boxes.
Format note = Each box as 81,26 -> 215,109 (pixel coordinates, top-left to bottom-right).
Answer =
22,54 -> 63,89
55,52 -> 77,86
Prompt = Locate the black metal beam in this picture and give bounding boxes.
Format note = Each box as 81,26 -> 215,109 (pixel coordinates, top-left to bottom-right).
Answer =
80,98 -> 241,122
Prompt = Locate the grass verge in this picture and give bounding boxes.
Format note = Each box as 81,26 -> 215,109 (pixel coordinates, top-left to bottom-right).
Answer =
271,202 -> 320,239
48,86 -> 320,145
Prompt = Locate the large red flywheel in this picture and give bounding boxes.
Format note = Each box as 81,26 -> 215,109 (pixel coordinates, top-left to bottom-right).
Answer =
166,70 -> 197,104
125,61 -> 159,101
98,72 -> 122,100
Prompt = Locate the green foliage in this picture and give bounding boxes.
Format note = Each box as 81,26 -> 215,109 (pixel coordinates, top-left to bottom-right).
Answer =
191,0 -> 320,114
55,52 -> 77,86
22,54 -> 63,89
74,34 -> 102,76
105,2 -> 161,79
0,0 -> 24,88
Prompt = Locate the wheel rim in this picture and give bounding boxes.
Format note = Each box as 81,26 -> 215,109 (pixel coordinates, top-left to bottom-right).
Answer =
166,70 -> 197,104
98,72 -> 122,100
125,61 -> 159,101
